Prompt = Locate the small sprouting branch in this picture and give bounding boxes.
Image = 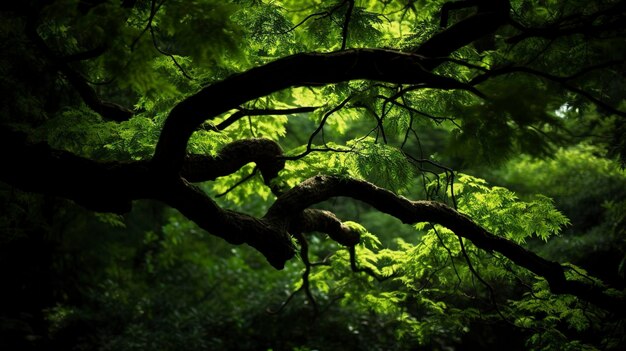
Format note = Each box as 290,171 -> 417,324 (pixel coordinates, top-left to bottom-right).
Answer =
470,64 -> 626,118
201,106 -> 319,132
341,0 -> 355,49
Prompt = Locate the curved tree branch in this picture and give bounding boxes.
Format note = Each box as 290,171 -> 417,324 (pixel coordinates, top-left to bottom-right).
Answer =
265,175 -> 626,314
153,1 -> 513,175
0,127 -> 295,268
182,138 -> 285,185
2,126 -> 624,313
152,49 -> 482,174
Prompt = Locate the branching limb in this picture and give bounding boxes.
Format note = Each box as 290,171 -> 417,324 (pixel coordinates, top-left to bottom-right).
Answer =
24,18 -> 133,122
341,0 -> 355,49
201,106 -> 319,132
470,65 -> 626,117
182,138 -> 285,185
153,48 -> 486,174
266,175 -> 626,314
288,209 -> 361,247
3,125 -> 624,312
0,128 -> 295,268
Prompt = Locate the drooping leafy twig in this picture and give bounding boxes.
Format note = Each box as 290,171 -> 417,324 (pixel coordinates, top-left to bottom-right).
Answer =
470,65 -> 626,118
24,18 -> 134,121
341,0 -> 355,49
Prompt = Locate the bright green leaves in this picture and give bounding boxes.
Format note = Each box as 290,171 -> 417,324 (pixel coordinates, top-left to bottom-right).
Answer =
280,137 -> 414,190
258,0 -> 387,51
232,3 -> 297,58
303,172 -> 573,347
454,174 -> 570,243
348,138 -> 415,190
342,6 -> 384,48
208,164 -> 275,217
493,144 -> 626,199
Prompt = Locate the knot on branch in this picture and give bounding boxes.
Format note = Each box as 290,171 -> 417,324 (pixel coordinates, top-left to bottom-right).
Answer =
181,138 -> 285,183
289,209 -> 361,247
235,216 -> 296,270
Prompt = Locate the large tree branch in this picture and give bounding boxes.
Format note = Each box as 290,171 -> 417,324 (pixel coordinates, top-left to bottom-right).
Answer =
151,49 -> 482,174
0,128 -> 296,267
0,129 -> 286,205
265,175 -> 626,314
3,127 -> 624,312
153,1 -> 513,174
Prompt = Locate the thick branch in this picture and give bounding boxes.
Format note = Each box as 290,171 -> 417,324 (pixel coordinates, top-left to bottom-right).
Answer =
0,128 -> 295,268
160,179 -> 295,269
152,49 -> 480,174
182,138 -> 285,185
289,209 -> 360,247
416,0 -> 510,62
0,129 -> 286,210
266,175 -> 626,314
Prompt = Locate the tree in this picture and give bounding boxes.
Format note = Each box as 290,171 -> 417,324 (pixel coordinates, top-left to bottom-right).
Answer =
1,0 -> 625,349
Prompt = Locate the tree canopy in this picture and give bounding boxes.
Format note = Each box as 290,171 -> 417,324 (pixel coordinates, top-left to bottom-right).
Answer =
1,0 -> 625,350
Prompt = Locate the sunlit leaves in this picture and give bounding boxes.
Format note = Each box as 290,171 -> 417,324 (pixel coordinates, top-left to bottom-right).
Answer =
208,164 -> 275,216
347,138 -> 415,190
4,0 -> 625,349
304,173 -> 575,348
453,174 -> 570,243
232,2 -> 296,57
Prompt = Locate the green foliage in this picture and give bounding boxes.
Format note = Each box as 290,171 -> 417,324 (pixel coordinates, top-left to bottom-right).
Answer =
449,77 -> 562,164
2,0 -> 625,350
454,174 -> 570,243
295,174 -> 584,349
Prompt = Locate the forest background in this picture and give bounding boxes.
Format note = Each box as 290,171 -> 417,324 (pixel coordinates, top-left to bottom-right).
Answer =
1,0 -> 625,350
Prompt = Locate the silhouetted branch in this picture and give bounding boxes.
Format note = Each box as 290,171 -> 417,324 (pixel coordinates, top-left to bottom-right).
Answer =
471,65 -> 626,117
25,19 -> 134,121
